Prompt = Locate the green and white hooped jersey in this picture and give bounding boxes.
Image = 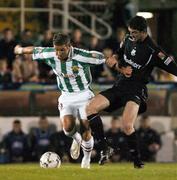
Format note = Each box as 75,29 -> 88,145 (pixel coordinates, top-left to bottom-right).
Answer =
32,46 -> 105,92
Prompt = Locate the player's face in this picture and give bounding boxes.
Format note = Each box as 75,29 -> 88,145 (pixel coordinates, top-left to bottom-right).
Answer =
128,27 -> 144,42
54,44 -> 71,61
13,123 -> 21,133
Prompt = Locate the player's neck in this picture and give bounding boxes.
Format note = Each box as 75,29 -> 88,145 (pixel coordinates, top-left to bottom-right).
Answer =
140,33 -> 148,42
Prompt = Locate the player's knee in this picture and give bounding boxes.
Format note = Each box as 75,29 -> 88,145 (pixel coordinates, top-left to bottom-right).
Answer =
62,117 -> 75,133
63,126 -> 76,137
63,123 -> 72,132
122,123 -> 134,135
63,121 -> 76,136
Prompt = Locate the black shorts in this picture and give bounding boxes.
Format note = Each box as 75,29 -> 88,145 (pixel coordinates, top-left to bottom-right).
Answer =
100,85 -> 148,114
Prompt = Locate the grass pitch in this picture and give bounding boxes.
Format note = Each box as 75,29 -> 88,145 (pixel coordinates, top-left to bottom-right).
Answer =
0,163 -> 176,180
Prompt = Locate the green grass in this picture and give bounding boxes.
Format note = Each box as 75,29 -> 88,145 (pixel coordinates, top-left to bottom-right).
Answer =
0,163 -> 177,180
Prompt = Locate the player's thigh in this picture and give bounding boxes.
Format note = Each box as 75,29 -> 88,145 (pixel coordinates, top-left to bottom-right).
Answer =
87,94 -> 110,113
122,101 -> 140,126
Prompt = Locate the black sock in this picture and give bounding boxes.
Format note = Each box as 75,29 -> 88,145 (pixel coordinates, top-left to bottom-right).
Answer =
88,114 -> 108,150
125,131 -> 141,161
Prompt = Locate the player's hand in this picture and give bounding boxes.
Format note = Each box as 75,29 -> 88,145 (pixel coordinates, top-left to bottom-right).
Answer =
14,45 -> 23,55
105,55 -> 117,68
121,66 -> 133,77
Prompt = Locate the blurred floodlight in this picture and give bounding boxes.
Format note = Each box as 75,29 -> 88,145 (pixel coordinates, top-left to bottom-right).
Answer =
136,12 -> 153,19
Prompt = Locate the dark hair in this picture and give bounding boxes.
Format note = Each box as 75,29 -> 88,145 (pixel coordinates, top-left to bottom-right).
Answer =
13,119 -> 21,124
3,28 -> 11,33
40,115 -> 47,120
140,114 -> 149,121
53,33 -> 70,46
128,16 -> 147,32
112,116 -> 119,121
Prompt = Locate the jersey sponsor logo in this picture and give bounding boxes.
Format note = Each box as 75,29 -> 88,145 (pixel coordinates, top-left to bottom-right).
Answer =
60,73 -> 77,78
124,55 -> 142,69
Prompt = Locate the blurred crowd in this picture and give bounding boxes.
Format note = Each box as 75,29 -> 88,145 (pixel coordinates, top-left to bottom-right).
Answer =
0,115 -> 164,164
0,27 -> 177,90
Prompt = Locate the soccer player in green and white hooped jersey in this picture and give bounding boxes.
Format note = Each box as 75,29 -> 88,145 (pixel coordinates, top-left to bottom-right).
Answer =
14,33 -> 132,168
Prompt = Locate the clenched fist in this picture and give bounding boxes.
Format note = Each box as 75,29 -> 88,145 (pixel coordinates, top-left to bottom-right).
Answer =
14,45 -> 23,55
121,66 -> 133,77
105,55 -> 118,68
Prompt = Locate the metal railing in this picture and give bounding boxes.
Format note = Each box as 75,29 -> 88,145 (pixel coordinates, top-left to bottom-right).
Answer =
0,0 -> 112,40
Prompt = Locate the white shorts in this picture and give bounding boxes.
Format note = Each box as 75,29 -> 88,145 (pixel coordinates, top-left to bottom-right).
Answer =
58,89 -> 94,120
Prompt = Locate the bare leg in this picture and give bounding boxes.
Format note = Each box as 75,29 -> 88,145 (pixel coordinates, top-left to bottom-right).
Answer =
122,101 -> 139,135
62,115 -> 82,160
86,94 -> 110,116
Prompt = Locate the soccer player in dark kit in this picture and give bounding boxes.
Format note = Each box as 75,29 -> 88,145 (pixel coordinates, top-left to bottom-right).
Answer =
86,16 -> 177,168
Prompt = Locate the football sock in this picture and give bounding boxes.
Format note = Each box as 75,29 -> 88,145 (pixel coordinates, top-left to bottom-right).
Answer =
81,136 -> 94,160
72,131 -> 82,144
88,114 -> 108,150
63,126 -> 82,144
125,131 -> 141,160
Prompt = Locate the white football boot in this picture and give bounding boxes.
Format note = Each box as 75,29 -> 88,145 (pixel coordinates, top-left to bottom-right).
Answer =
70,139 -> 81,160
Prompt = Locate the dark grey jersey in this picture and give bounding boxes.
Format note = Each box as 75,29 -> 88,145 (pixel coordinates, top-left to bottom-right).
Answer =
116,35 -> 177,85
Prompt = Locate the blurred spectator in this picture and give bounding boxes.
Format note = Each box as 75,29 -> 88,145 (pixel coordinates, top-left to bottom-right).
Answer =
2,119 -> 29,163
87,36 -> 103,51
38,30 -> 55,83
104,27 -> 126,52
71,29 -> 85,48
0,28 -> 17,69
19,29 -> 34,47
12,56 -> 23,83
0,141 -> 9,163
40,30 -> 53,47
157,70 -> 177,82
29,116 -> 55,161
105,116 -> 128,162
0,59 -> 12,89
49,130 -> 72,163
99,48 -> 115,82
137,115 -> 162,162
21,54 -> 39,82
88,36 -> 105,82
173,129 -> 177,161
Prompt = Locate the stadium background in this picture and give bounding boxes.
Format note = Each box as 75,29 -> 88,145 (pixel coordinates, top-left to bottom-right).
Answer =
0,0 -> 177,164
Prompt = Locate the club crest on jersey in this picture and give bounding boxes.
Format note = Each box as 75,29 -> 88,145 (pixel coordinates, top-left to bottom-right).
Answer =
71,66 -> 79,72
131,48 -> 136,56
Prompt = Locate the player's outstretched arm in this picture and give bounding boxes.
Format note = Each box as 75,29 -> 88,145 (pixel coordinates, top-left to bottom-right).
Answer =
105,55 -> 133,77
14,45 -> 34,55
